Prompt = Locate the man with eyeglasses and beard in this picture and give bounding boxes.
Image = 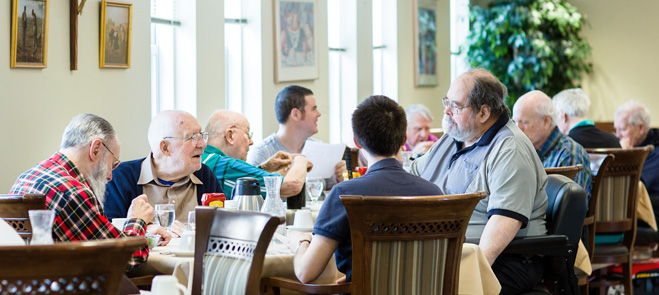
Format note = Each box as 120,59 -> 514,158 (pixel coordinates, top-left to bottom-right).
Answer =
11,114 -> 168,271
409,69 -> 548,294
104,110 -> 222,235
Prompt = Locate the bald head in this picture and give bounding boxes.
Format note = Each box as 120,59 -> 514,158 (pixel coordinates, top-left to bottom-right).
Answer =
513,90 -> 560,148
205,110 -> 253,160
148,110 -> 197,152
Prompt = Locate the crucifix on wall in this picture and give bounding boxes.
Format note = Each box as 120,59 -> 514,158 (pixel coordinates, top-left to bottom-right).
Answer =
69,0 -> 87,70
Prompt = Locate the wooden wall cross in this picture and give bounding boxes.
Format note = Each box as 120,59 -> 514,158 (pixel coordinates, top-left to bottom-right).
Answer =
69,0 -> 86,70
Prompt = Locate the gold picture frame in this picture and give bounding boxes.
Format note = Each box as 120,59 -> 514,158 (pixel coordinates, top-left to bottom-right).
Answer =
273,0 -> 319,83
100,1 -> 132,68
413,0 -> 438,86
10,0 -> 49,68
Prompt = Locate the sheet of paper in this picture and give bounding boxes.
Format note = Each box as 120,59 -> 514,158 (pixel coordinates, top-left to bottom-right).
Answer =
301,141 -> 346,179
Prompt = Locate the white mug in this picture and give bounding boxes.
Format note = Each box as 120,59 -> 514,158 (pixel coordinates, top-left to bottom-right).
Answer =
151,275 -> 186,295
179,231 -> 195,252
293,209 -> 314,229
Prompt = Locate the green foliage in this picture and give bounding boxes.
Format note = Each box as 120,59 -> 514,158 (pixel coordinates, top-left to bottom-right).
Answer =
465,0 -> 592,108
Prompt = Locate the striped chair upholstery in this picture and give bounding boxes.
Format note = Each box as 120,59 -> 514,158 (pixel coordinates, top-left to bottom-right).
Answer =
586,146 -> 654,295
192,207 -> 283,295
0,194 -> 45,241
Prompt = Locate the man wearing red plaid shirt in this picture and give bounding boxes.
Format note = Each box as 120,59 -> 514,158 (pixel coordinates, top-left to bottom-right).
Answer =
10,114 -> 171,271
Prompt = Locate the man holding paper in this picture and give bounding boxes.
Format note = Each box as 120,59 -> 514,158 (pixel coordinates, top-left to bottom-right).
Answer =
247,85 -> 347,188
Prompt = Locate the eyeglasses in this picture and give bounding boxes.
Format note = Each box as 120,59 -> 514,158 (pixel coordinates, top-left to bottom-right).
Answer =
442,97 -> 469,114
163,132 -> 209,143
101,141 -> 121,170
231,127 -> 253,140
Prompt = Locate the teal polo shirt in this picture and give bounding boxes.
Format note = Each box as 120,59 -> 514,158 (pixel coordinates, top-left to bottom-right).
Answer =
202,145 -> 280,199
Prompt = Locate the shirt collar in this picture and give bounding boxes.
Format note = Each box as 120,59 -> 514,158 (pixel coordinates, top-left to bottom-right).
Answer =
536,126 -> 563,160
138,153 -> 202,186
452,114 -> 509,149
365,158 -> 402,174
52,152 -> 86,183
572,119 -> 595,129
204,145 -> 226,157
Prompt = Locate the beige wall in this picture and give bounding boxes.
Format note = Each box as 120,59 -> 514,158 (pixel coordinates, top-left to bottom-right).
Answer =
0,1 -> 151,192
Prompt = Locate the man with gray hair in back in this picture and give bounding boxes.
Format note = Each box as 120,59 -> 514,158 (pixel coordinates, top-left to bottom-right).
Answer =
614,101 -> 659,196
552,88 -> 620,148
513,90 -> 592,194
404,104 -> 439,155
11,114 -> 167,271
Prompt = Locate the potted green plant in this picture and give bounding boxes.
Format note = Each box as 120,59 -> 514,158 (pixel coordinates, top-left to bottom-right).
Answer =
465,0 -> 592,108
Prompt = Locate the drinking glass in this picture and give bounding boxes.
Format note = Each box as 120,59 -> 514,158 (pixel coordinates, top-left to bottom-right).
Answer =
28,210 -> 55,245
401,151 -> 414,171
155,204 -> 175,231
187,211 -> 196,231
306,178 -> 325,208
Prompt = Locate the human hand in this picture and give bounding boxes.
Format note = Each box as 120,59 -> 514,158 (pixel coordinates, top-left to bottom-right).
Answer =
335,275 -> 347,284
620,138 -> 632,149
411,141 -> 435,155
169,220 -> 185,238
147,224 -> 172,246
292,155 -> 313,172
260,151 -> 293,172
127,194 -> 154,222
334,161 -> 347,182
287,231 -> 312,253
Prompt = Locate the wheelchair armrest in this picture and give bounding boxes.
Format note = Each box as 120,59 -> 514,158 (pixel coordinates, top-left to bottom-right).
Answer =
466,235 -> 574,256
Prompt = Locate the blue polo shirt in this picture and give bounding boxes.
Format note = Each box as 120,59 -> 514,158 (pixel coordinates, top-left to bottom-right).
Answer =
313,158 -> 442,282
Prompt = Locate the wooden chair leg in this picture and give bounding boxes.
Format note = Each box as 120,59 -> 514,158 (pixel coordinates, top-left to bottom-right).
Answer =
580,282 -> 588,295
622,262 -> 633,295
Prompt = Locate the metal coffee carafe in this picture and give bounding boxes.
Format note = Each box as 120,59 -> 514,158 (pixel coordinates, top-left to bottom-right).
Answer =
232,177 -> 263,211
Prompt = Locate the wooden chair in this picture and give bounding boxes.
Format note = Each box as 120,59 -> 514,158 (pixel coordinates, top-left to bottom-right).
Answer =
262,191 -> 487,295
191,207 -> 284,295
576,153 -> 614,294
0,237 -> 145,295
545,164 -> 583,180
0,194 -> 45,241
586,146 -> 654,294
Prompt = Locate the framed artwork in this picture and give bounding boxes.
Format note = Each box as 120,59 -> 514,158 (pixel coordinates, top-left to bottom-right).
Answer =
100,1 -> 132,68
273,0 -> 318,83
414,0 -> 438,86
10,0 -> 49,68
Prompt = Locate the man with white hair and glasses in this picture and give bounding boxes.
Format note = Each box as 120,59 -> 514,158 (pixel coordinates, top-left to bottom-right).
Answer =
11,114 -> 167,271
404,104 -> 439,155
105,110 -> 222,229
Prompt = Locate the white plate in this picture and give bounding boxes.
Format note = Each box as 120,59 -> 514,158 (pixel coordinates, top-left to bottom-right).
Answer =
172,250 -> 194,257
286,225 -> 313,232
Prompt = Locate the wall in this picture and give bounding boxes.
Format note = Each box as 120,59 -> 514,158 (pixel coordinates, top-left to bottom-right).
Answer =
0,1 -> 151,192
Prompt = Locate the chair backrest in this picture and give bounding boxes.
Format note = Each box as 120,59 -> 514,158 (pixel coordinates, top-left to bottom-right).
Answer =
586,146 -> 653,246
545,164 -> 583,181
582,153 -> 614,258
341,191 -> 487,295
545,174 -> 588,245
192,207 -> 284,295
0,194 -> 45,240
0,237 -> 145,295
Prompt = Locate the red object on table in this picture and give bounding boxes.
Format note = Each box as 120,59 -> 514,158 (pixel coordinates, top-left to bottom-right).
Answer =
202,193 -> 226,208
356,167 -> 368,175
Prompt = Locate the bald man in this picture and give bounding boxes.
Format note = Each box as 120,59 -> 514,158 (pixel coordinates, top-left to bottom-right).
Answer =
104,110 -> 223,224
512,90 -> 592,193
202,110 -> 311,198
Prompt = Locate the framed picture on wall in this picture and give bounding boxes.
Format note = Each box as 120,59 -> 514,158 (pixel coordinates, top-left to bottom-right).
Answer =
100,1 -> 132,68
10,0 -> 49,68
414,0 -> 438,86
273,0 -> 319,82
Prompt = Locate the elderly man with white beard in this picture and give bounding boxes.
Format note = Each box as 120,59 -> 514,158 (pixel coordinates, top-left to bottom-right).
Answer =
409,69 -> 548,295
10,114 -> 170,271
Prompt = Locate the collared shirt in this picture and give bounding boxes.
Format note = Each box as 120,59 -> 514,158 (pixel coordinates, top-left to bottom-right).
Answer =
10,152 -> 148,271
537,126 -> 592,195
139,155 -> 201,223
411,116 -> 548,239
571,119 -> 595,129
202,145 -> 279,199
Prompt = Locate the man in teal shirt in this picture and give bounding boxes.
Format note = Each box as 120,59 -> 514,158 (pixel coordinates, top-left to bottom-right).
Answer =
202,110 -> 311,198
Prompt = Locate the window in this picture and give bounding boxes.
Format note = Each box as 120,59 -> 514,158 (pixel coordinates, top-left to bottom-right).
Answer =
150,0 -> 179,116
224,1 -> 245,114
372,0 -> 397,99
450,0 -> 470,82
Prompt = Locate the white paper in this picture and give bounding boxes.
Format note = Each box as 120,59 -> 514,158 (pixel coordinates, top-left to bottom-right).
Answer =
301,141 -> 347,179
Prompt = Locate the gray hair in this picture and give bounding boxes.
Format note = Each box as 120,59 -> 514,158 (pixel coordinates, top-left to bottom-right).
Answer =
615,100 -> 651,131
463,69 -> 509,117
535,96 -> 560,128
60,114 -> 116,149
552,88 -> 591,117
405,104 -> 434,123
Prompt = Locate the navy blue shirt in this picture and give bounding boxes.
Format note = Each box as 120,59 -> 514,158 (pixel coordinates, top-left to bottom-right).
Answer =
312,158 -> 442,282
638,128 -> 659,197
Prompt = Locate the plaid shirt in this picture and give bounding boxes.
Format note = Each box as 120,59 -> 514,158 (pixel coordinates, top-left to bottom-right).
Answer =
10,152 -> 148,271
537,127 -> 592,195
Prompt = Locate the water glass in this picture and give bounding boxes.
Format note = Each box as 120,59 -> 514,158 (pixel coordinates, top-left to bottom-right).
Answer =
187,211 -> 196,231
401,151 -> 414,171
155,204 -> 175,231
306,178 -> 324,207
29,209 -> 56,245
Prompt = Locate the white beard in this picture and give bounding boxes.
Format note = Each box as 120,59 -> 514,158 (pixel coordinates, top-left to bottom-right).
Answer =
442,113 -> 479,143
87,161 -> 109,207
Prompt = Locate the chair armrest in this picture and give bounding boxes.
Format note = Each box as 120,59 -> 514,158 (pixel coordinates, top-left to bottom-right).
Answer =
261,277 -> 352,294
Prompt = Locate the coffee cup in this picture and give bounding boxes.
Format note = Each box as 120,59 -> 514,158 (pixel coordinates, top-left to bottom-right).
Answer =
179,231 -> 195,252
151,275 -> 186,295
293,209 -> 314,229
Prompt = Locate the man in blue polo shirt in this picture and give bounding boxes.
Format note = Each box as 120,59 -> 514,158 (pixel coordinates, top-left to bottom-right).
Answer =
289,95 -> 442,284
410,69 -> 548,294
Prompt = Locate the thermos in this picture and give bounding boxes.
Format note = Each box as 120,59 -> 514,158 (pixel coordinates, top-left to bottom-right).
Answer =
232,177 -> 263,211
